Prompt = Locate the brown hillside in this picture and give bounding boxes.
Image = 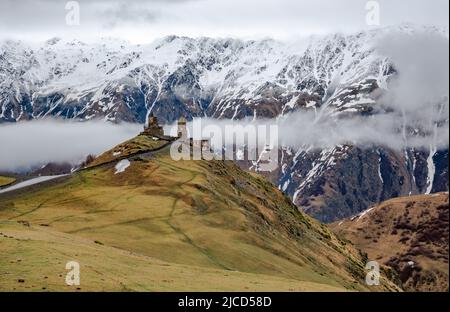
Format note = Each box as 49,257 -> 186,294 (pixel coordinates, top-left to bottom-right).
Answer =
331,193 -> 449,292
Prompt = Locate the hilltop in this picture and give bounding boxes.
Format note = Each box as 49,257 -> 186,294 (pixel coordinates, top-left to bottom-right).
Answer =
0,135 -> 399,291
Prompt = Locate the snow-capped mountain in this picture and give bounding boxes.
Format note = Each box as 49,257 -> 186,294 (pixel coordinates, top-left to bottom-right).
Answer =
1,26 -> 448,222
273,145 -> 448,223
0,28 -> 396,123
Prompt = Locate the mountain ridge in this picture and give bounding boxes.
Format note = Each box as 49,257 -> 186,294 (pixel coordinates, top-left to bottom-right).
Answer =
0,26 -> 419,123
1,25 -> 448,222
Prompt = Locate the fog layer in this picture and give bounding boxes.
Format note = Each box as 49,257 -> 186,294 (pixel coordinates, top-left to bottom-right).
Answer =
0,120 -> 140,172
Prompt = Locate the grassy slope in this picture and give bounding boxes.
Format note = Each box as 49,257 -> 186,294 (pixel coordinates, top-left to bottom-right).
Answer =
86,134 -> 170,168
0,138 -> 399,292
331,193 -> 449,292
1,221 -> 347,292
0,176 -> 16,187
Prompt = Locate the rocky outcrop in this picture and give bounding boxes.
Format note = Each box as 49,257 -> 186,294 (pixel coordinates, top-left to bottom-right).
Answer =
264,146 -> 449,223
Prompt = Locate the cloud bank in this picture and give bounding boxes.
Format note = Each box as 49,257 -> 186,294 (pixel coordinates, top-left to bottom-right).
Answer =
166,111 -> 448,153
0,120 -> 140,172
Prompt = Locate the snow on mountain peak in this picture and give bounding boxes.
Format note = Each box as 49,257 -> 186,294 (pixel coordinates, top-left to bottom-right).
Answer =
0,25 -> 447,124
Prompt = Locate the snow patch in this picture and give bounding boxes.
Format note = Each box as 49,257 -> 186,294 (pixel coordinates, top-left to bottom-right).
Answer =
377,150 -> 384,186
357,207 -> 375,221
0,175 -> 68,194
282,180 -> 290,192
114,159 -> 130,174
425,146 -> 436,194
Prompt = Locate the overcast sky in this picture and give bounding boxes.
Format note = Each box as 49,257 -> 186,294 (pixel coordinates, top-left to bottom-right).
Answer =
0,0 -> 448,43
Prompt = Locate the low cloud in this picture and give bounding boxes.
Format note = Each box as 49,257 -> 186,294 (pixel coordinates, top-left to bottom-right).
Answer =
164,30 -> 449,153
166,111 -> 449,153
0,119 -> 140,172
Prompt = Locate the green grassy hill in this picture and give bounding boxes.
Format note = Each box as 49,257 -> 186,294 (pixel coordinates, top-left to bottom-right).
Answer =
0,176 -> 16,188
0,136 -> 399,292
